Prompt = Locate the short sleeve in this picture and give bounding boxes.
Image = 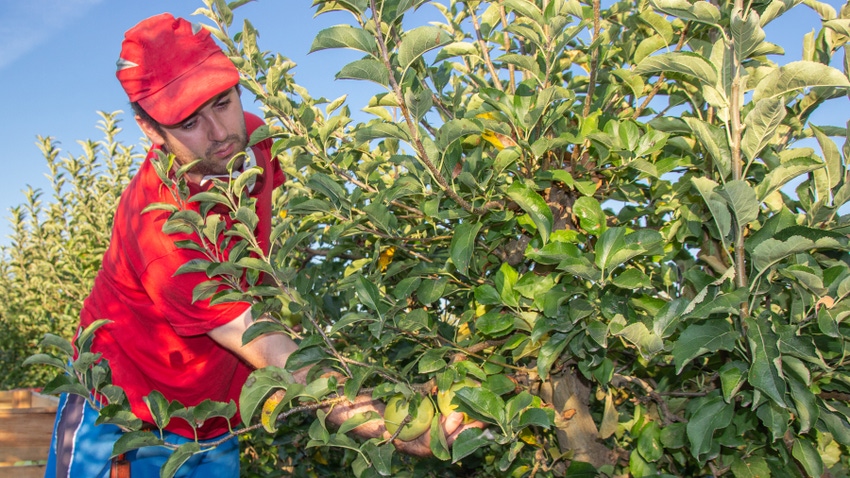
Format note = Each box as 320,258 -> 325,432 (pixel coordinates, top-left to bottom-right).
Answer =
141,248 -> 251,336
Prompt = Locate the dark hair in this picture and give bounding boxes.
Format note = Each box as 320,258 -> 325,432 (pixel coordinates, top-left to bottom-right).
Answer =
130,84 -> 242,132
131,101 -> 163,134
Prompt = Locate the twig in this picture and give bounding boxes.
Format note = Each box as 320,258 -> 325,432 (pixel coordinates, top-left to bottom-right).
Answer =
368,0 -> 500,217
612,373 -> 684,426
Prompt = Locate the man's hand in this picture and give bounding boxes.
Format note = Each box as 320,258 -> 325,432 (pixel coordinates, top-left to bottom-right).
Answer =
324,394 -> 487,458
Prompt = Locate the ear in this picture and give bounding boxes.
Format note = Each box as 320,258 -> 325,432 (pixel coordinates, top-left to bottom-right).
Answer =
135,115 -> 166,146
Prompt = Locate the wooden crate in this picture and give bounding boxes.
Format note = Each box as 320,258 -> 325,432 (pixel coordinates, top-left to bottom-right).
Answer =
0,389 -> 59,478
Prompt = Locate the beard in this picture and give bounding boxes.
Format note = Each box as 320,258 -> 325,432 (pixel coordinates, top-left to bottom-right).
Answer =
165,124 -> 249,179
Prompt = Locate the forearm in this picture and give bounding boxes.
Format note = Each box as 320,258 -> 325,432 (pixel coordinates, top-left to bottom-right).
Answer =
207,307 -> 307,382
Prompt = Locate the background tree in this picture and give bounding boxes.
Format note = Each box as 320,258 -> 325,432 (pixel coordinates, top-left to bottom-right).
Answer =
1,113 -> 138,389
19,0 -> 850,476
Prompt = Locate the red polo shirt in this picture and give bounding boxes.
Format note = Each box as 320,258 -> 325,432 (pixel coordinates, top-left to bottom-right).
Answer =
79,112 -> 283,439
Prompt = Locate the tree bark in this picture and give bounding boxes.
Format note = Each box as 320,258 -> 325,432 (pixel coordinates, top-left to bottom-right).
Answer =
539,369 -> 617,469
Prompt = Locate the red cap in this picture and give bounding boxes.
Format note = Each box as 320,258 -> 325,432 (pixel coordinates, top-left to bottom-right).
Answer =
116,13 -> 239,126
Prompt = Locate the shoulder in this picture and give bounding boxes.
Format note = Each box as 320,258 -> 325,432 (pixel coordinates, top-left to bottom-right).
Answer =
244,112 -> 266,138
243,112 -> 285,187
244,112 -> 272,157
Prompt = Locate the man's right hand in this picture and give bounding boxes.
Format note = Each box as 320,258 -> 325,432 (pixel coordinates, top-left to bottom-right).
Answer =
324,394 -> 487,458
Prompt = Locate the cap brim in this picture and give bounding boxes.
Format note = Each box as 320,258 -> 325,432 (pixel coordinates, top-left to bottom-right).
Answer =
138,53 -> 239,126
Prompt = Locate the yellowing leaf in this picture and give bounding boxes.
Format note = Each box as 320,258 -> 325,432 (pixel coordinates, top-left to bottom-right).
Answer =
519,428 -> 540,446
312,450 -> 329,465
457,322 -> 471,340
261,392 -> 284,433
476,111 -> 499,120
378,246 -> 396,272
481,131 -> 517,150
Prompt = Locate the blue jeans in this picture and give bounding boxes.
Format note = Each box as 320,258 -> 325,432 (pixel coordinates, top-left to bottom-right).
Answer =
44,393 -> 239,478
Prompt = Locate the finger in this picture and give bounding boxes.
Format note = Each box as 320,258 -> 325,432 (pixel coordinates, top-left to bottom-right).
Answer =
442,411 -> 464,435
446,420 -> 487,445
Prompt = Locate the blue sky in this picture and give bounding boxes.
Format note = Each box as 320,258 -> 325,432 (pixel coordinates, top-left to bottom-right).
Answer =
0,0 -> 847,245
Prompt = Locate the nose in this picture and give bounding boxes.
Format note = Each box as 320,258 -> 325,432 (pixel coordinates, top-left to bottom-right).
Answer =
207,114 -> 228,142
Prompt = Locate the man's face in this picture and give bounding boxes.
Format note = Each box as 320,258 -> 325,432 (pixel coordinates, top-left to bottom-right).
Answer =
139,87 -> 248,183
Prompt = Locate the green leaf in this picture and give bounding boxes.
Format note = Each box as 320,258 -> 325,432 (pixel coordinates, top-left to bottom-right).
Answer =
451,428 -> 490,463
692,176 -> 731,241
310,25 -> 377,56
363,201 -> 396,234
812,124 -> 842,191
40,333 -> 75,357
730,455 -> 771,478
637,421 -> 664,462
611,268 -> 652,289
718,361 -> 748,402
650,0 -> 721,25
672,319 -> 738,374
397,26 -> 452,72
537,332 -> 570,380
742,97 -> 786,162
417,276 -> 448,305
354,122 -> 412,143
23,353 -> 68,370
753,61 -> 850,101
418,347 -> 448,374
684,118 -> 732,178
754,154 -> 823,201
507,181 -> 554,244
752,234 -> 847,272
476,308 -> 515,337
111,430 -> 164,457
730,8 -> 766,60
595,227 -> 649,277
239,366 -> 297,426
191,280 -> 223,303
720,180 -> 759,226
437,119 -> 483,149
785,358 -> 819,433
615,322 -> 663,360
41,374 -> 90,397
686,394 -> 734,462
635,51 -> 718,86
191,399 -> 236,426
355,275 -> 384,312
235,257 -> 275,276
573,196 -> 606,235
337,410 -> 381,436
745,316 -> 787,407
336,58 -> 389,86
454,387 -> 505,424
161,442 -> 201,478
362,440 -> 395,476
307,173 -> 348,210
450,222 -> 482,276
143,390 -> 173,430
756,400 -> 789,440
792,438 -> 824,478
517,407 -> 553,429
564,461 -> 600,477
502,0 -> 544,23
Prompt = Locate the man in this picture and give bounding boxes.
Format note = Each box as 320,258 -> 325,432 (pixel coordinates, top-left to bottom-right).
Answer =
42,12 -> 300,477
44,12 -> 478,478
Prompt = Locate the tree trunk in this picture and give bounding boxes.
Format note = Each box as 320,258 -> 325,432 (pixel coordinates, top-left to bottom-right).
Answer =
539,369 -> 617,469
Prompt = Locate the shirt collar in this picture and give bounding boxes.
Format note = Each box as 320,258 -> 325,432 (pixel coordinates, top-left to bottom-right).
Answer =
198,147 -> 257,192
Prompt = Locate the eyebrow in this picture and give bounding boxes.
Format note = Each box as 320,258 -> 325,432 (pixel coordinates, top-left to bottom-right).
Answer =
177,89 -> 234,126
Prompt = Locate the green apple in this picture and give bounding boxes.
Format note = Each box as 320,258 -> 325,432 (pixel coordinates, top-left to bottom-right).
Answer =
279,289 -> 303,327
383,394 -> 435,441
436,377 -> 478,418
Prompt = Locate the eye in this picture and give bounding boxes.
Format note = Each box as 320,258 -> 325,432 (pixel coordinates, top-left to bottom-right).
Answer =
180,118 -> 198,130
215,98 -> 232,110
